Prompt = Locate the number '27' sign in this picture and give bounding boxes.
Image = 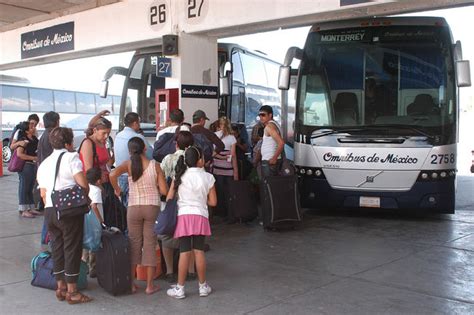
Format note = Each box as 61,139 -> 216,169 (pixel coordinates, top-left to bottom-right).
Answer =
149,0 -> 209,30
157,57 -> 172,77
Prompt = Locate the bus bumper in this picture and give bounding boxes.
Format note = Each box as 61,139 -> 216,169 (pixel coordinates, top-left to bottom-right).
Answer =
299,177 -> 455,214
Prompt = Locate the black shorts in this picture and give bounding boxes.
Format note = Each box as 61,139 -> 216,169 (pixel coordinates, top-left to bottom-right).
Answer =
179,235 -> 206,253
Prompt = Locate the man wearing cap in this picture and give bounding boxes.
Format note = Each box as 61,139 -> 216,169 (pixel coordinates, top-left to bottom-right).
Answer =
191,110 -> 224,154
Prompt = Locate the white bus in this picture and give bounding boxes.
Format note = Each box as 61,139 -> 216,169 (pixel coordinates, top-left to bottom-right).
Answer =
100,43 -> 281,140
279,17 -> 471,213
1,75 -> 120,163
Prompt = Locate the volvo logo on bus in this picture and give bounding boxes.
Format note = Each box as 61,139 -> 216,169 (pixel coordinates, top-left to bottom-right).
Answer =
366,176 -> 375,183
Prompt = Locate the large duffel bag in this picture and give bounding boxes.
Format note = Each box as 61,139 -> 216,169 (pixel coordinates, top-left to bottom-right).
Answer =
96,228 -> 131,295
31,251 -> 88,290
260,175 -> 301,230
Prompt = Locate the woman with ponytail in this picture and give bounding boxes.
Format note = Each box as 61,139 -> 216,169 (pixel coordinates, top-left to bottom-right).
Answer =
166,146 -> 217,299
110,137 -> 168,294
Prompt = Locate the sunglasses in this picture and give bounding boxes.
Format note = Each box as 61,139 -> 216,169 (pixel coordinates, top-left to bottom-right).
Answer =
258,113 -> 267,117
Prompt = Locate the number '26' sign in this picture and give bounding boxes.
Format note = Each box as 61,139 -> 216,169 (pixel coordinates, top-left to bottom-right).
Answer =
149,0 -> 209,30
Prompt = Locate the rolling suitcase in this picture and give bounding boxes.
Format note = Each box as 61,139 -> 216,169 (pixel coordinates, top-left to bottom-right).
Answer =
96,228 -> 131,295
260,175 -> 301,229
229,180 -> 258,222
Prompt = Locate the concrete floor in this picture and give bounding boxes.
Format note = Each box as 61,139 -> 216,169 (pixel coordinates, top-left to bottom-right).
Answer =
0,169 -> 473,315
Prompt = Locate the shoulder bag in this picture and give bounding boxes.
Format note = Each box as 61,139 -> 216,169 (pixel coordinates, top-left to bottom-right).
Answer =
154,197 -> 178,236
7,149 -> 26,172
51,152 -> 89,220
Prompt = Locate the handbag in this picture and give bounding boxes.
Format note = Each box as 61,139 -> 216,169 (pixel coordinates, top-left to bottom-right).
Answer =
51,152 -> 89,220
7,149 -> 26,172
31,251 -> 88,290
279,150 -> 295,176
83,210 -> 102,251
154,198 -> 178,236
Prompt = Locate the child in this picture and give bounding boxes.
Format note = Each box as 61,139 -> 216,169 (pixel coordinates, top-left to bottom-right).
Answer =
81,167 -> 104,278
167,146 -> 217,299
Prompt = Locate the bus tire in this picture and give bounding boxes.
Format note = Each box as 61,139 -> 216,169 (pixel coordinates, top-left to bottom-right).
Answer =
2,140 -> 12,164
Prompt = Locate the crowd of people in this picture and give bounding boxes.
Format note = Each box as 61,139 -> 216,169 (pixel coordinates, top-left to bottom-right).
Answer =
10,104 -> 285,303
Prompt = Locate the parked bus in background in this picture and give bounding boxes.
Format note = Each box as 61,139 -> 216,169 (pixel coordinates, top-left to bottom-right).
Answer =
278,17 -> 471,213
1,74 -> 120,163
100,43 -> 281,140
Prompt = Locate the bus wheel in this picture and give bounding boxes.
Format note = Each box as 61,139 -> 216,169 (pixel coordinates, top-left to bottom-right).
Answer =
2,140 -> 11,164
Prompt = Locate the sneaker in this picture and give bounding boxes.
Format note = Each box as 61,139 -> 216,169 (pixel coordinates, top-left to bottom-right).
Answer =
199,282 -> 212,297
167,285 -> 185,299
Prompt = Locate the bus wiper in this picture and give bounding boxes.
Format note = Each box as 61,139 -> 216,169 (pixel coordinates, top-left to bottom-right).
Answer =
369,124 -> 435,140
310,128 -> 361,139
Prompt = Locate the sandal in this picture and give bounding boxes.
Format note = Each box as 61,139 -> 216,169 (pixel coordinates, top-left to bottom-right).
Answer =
21,211 -> 35,218
66,291 -> 93,305
55,288 -> 67,301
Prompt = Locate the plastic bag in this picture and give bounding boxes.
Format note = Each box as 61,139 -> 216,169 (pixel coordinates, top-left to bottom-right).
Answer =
83,210 -> 102,251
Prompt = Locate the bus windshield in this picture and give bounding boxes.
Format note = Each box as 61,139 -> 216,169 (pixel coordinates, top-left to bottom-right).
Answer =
298,25 -> 456,143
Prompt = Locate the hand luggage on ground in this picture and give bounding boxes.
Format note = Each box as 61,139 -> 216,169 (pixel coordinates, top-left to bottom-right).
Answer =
136,247 -> 162,280
96,228 -> 131,295
31,251 -> 88,290
229,180 -> 258,222
260,175 -> 301,230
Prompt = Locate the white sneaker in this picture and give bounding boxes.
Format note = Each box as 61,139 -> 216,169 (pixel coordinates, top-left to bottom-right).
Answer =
167,285 -> 185,299
199,282 -> 212,297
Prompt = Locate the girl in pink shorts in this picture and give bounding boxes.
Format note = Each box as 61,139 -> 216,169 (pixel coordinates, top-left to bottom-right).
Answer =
166,146 -> 217,299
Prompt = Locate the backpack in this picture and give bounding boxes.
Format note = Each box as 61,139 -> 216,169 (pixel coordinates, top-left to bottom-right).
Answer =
192,133 -> 213,163
153,132 -> 176,162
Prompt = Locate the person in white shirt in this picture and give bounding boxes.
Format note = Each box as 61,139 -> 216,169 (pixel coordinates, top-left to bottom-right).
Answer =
258,105 -> 285,178
213,117 -> 238,223
166,146 -> 217,299
155,109 -> 186,141
37,127 -> 92,304
81,167 -> 104,279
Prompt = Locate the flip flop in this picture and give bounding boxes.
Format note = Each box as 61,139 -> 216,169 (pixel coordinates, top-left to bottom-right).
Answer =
21,211 -> 35,218
145,285 -> 160,295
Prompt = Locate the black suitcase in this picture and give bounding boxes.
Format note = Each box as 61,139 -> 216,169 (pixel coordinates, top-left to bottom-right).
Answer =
96,228 -> 131,295
260,175 -> 301,229
229,180 -> 258,222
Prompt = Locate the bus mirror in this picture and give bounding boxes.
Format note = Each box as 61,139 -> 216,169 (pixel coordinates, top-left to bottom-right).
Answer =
279,66 -> 291,90
219,76 -> 230,96
456,60 -> 471,87
454,41 -> 463,60
219,61 -> 232,97
100,80 -> 109,98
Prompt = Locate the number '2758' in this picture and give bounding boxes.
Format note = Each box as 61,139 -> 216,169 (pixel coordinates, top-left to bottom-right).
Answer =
430,153 -> 455,164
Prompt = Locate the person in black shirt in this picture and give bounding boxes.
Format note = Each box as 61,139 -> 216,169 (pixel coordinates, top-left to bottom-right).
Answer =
16,121 -> 39,218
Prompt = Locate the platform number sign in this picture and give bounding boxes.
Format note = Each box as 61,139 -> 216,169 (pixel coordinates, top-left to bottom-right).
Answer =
149,0 -> 167,31
185,0 -> 208,24
157,57 -> 172,77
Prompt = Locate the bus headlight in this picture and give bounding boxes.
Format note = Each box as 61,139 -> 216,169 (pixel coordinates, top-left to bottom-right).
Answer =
315,170 -> 322,177
440,171 -> 447,178
306,169 -> 313,176
300,168 -> 306,174
431,172 -> 438,179
421,173 -> 428,179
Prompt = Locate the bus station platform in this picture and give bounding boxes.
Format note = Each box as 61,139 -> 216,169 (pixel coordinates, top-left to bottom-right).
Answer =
0,168 -> 473,314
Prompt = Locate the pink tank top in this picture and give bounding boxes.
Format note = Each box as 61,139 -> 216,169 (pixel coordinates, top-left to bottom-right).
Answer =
128,160 -> 160,207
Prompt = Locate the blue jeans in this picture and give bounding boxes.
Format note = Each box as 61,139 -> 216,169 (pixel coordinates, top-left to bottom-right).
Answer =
18,162 -> 37,211
260,160 -> 282,179
118,174 -> 129,208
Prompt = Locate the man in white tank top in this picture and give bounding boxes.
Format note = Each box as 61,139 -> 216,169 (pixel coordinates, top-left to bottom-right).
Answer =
258,105 -> 285,178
